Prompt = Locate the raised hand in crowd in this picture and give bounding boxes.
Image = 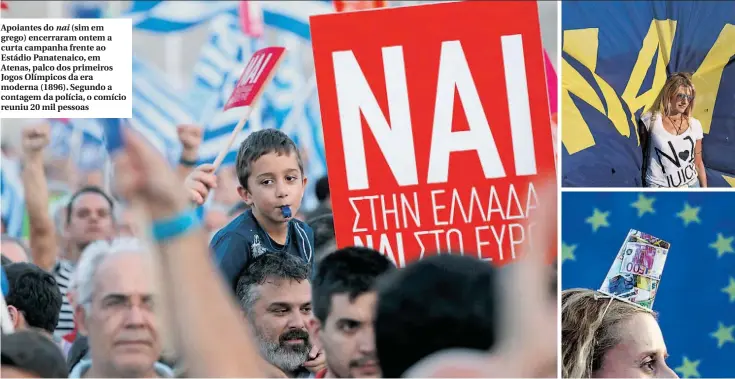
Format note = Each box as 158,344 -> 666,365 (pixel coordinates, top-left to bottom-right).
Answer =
303,344 -> 327,374
19,123 -> 58,273
112,128 -> 264,377
404,180 -> 558,378
21,123 -> 51,156
184,163 -> 218,206
176,124 -> 204,180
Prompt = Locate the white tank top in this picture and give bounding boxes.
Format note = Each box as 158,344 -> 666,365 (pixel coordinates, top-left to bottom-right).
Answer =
641,112 -> 703,187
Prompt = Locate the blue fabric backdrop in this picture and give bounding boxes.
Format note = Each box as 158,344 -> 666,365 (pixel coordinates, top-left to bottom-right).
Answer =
562,191 -> 735,377
561,1 -> 735,187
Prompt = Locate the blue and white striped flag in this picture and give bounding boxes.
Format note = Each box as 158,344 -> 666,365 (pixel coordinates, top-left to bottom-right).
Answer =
123,0 -> 334,37
125,1 -> 238,32
191,10 -> 262,167
188,2 -> 331,209
259,1 -> 333,40
130,56 -> 196,164
47,56 -> 195,167
48,119 -> 108,172
0,163 -> 25,238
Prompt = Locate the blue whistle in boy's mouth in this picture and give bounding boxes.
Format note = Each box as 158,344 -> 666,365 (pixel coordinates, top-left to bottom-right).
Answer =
280,206 -> 292,218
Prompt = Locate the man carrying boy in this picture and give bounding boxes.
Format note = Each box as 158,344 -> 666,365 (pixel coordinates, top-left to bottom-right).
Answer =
186,129 -> 316,289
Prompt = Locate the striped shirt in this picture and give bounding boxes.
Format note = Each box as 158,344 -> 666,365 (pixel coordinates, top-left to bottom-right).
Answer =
53,259 -> 76,338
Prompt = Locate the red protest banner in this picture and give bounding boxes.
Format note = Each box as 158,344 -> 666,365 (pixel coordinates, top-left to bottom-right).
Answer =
310,1 -> 557,267
239,1 -> 264,38
333,0 -> 386,13
213,46 -> 285,170
224,46 -> 285,111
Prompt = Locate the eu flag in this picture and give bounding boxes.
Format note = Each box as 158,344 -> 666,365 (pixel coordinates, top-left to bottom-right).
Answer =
563,191 -> 735,377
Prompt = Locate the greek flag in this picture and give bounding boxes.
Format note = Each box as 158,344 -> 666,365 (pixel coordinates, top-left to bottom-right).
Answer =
130,56 -> 196,164
124,0 -> 334,37
125,1 -> 238,32
0,163 -> 25,238
48,119 -> 108,172
191,4 -> 329,179
191,10 -> 261,167
259,1 -> 334,40
47,57 -> 195,167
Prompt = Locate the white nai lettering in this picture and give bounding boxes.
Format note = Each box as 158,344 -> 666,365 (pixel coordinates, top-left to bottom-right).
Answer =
244,52 -> 271,84
501,35 -> 537,176
333,46 -> 417,191
331,36 -> 536,191
427,40 -> 506,183
353,234 -> 406,267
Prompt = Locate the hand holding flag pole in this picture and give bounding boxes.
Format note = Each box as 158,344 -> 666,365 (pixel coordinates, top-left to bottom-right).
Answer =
211,47 -> 287,172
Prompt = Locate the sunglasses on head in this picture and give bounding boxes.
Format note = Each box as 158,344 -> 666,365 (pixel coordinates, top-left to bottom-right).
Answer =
676,93 -> 694,102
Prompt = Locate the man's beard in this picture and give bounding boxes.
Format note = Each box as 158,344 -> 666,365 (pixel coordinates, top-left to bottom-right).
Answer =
255,327 -> 312,372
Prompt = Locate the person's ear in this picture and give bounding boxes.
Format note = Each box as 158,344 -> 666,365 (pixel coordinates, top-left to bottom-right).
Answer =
308,318 -> 322,343
75,304 -> 90,336
7,305 -> 21,329
302,176 -> 308,189
237,186 -> 253,206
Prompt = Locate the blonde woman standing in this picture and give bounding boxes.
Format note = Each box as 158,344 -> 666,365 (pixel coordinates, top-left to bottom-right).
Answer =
562,289 -> 678,378
639,73 -> 707,188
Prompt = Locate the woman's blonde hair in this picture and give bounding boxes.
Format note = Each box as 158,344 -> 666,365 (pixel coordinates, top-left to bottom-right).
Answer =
562,289 -> 656,378
647,72 -> 696,119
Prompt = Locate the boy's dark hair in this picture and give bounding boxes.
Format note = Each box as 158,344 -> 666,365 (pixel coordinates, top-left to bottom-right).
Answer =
1,255 -> 12,266
235,253 -> 311,313
235,129 -> 304,189
65,186 -> 115,224
312,246 -> 394,323
315,176 -> 330,202
375,255 -> 498,378
4,262 -> 63,333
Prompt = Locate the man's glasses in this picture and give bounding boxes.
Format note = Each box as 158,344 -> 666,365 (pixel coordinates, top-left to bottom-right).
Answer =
676,93 -> 694,102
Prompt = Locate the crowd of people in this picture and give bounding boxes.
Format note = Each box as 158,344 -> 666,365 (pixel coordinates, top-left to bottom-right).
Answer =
1,123 -> 558,378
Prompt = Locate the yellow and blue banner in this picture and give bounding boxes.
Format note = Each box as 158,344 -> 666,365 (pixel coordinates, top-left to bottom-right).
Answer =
562,1 -> 735,187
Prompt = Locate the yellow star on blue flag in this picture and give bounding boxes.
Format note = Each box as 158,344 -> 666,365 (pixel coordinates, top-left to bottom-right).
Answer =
677,202 -> 701,227
710,323 -> 734,348
710,233 -> 734,258
675,356 -> 701,378
631,194 -> 655,217
585,208 -> 610,232
562,242 -> 577,263
723,277 -> 735,303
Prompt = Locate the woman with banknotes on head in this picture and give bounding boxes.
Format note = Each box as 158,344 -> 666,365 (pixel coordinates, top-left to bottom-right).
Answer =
562,230 -> 678,378
562,289 -> 677,378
